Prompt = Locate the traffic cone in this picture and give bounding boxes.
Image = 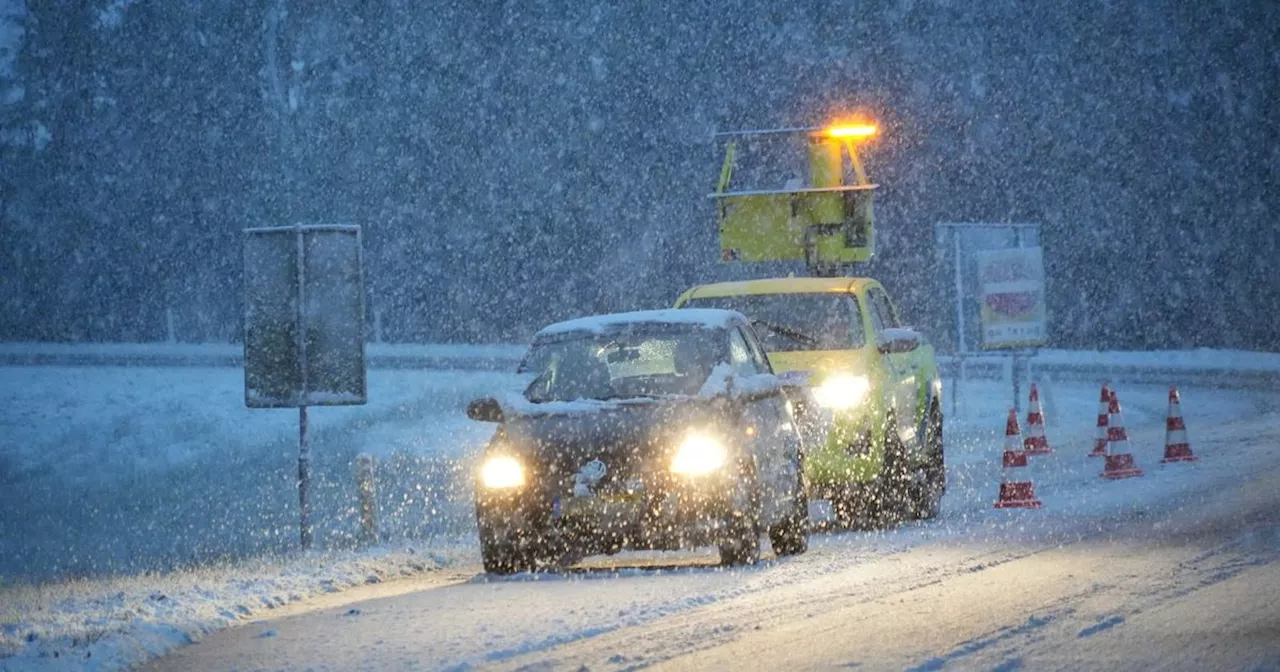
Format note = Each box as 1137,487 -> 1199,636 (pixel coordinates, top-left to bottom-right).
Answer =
1100,388 -> 1143,480
1022,382 -> 1053,455
1088,383 -> 1110,458
994,408 -> 1042,508
1161,385 -> 1198,463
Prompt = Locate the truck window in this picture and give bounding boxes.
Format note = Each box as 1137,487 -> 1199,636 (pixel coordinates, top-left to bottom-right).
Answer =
867,287 -> 899,330
681,293 -> 867,352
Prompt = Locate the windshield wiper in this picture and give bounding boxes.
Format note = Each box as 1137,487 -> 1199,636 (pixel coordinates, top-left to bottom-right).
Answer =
751,319 -> 821,347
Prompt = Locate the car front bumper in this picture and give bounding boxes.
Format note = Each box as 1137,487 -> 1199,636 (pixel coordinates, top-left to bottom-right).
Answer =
476,473 -> 746,556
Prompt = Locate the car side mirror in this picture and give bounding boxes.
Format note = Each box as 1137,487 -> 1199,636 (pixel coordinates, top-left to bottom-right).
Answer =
466,397 -> 504,423
877,328 -> 921,355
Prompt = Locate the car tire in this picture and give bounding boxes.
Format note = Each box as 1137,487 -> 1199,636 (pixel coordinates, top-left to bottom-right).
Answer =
719,459 -> 761,567
478,514 -> 541,575
906,402 -> 945,520
769,445 -> 809,557
480,534 -> 536,575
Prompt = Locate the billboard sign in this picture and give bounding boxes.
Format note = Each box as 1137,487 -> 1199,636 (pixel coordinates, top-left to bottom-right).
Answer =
976,246 -> 1047,350
244,224 -> 367,407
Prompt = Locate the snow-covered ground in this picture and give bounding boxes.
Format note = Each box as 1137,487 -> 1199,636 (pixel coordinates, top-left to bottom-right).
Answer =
1,353 -> 1278,670
0,366 -> 513,582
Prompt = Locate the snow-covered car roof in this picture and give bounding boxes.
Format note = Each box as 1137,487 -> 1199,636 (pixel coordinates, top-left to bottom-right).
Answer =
534,308 -> 746,338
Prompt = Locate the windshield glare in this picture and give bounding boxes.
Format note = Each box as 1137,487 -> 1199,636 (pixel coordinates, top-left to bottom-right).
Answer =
682,293 -> 865,352
519,325 -> 725,402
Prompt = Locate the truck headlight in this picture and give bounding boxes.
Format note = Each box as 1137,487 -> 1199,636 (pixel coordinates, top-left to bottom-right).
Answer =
670,433 -> 727,475
812,374 -> 871,410
480,455 -> 525,489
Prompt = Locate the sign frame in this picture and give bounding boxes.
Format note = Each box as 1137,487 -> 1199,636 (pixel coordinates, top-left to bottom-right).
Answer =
243,223 -> 368,409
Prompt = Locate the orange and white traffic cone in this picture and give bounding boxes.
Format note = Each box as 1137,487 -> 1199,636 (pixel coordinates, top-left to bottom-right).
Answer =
1161,385 -> 1198,463
1022,382 -> 1053,455
1100,388 -> 1143,480
994,408 -> 1042,508
1088,383 -> 1110,458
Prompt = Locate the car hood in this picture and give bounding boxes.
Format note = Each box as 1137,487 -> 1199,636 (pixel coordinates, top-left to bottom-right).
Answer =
499,397 -> 722,478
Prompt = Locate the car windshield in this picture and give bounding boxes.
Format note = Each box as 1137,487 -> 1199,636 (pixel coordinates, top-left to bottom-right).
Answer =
682,293 -> 865,352
519,324 -> 726,402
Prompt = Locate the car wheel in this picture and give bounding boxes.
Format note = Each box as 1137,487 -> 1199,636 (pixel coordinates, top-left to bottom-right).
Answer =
718,459 -> 761,567
481,542 -> 533,575
477,513 -> 541,575
906,402 -> 945,520
769,445 -> 809,557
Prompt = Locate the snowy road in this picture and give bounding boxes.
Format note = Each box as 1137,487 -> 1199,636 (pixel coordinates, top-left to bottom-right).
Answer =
148,400 -> 1280,671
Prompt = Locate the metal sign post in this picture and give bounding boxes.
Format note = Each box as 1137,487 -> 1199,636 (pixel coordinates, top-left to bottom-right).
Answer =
935,222 -> 1046,416
244,223 -> 367,551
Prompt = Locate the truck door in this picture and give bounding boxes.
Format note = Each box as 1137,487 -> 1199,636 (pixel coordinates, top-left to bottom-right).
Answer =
866,287 -> 918,445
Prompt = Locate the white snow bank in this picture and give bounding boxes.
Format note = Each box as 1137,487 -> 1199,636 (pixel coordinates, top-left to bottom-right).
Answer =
0,365 -> 514,586
0,542 -> 473,671
946,348 -> 1280,372
0,366 -> 508,482
0,341 -> 526,363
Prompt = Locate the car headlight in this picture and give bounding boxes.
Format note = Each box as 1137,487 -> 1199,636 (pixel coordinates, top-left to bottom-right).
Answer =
812,374 -> 871,410
670,433 -> 727,475
480,455 -> 525,489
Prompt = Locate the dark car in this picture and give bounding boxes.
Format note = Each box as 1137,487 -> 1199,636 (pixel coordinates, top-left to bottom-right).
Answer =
466,308 -> 810,574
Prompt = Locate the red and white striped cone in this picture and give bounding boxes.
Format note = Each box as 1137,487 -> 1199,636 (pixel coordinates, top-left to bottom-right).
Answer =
1088,383 -> 1110,458
1100,388 -> 1143,480
994,408 -> 1042,508
1022,382 -> 1053,455
1161,385 -> 1198,463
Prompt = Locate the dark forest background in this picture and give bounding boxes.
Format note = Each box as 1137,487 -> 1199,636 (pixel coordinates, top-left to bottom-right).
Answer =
1,1 -> 1277,351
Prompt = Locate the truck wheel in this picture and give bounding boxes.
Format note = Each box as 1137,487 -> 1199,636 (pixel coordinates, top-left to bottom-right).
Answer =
719,460 -> 761,566
832,482 -> 885,530
906,402 -> 945,520
769,447 -> 809,556
877,412 -> 912,526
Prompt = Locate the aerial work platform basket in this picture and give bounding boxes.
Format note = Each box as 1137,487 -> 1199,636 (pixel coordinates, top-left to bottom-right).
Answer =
711,123 -> 878,276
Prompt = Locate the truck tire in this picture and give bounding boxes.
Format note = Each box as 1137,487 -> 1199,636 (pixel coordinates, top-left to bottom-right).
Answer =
877,412 -> 912,526
906,402 -> 945,520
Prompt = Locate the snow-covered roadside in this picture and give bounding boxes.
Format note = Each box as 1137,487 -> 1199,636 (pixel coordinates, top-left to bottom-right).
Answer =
1,357 -> 1277,671
0,541 -> 476,671
143,407 -> 1280,672
0,364 -> 515,670
0,366 -> 521,583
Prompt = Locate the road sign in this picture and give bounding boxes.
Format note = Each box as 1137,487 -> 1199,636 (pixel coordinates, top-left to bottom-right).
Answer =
244,224 -> 367,408
243,223 -> 367,550
976,246 -> 1047,350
